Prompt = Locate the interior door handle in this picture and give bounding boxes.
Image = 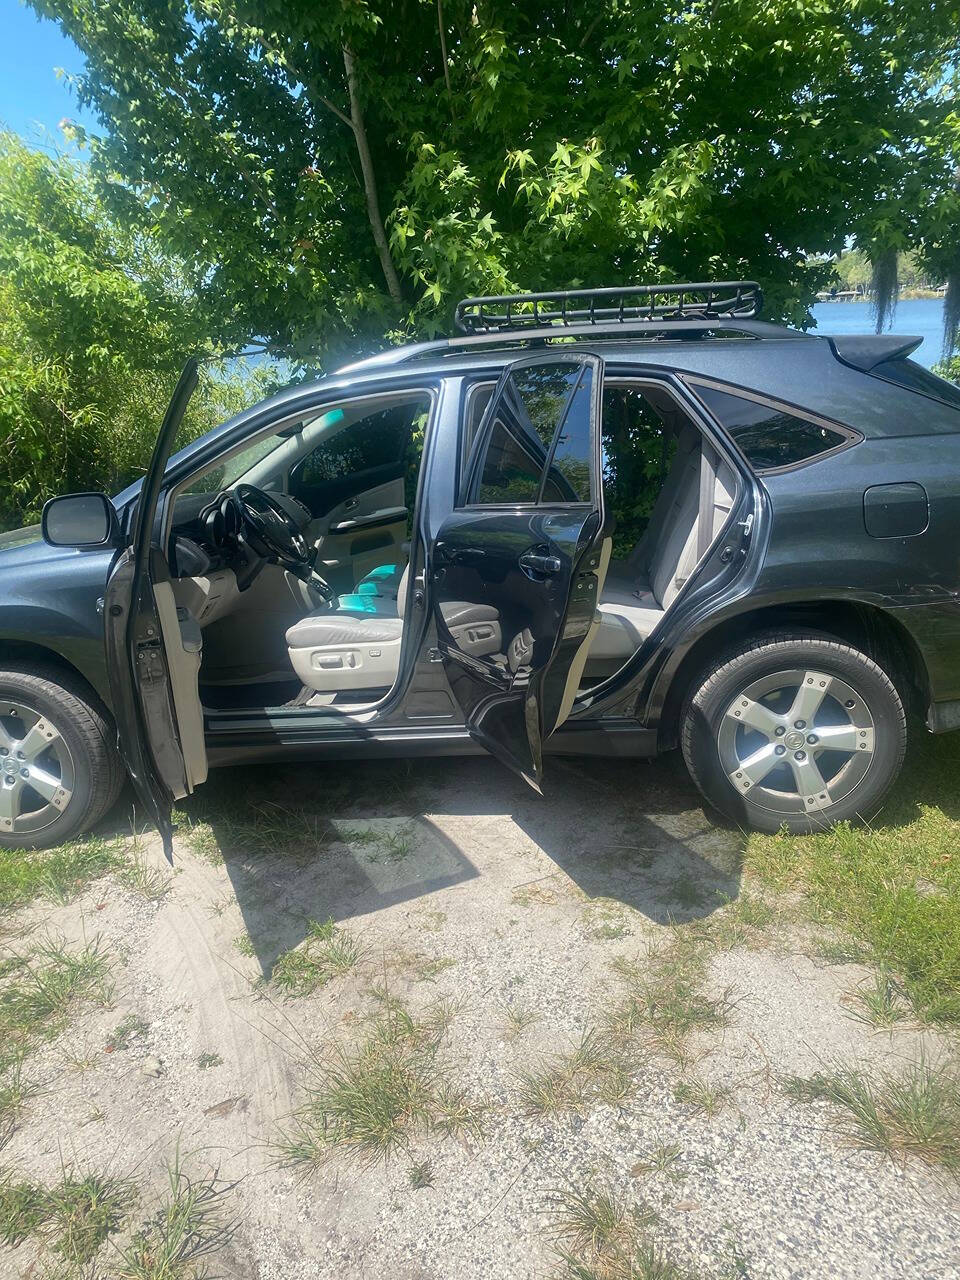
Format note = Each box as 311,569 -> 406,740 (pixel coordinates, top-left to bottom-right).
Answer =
518,551 -> 562,576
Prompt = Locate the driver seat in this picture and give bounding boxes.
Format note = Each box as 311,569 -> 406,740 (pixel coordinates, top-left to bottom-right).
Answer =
285,567 -> 409,692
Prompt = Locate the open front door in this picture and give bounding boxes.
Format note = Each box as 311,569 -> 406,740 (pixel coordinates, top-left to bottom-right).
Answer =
431,354 -> 606,790
104,360 -> 208,858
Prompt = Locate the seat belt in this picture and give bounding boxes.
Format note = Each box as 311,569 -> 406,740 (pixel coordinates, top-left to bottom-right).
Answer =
696,441 -> 718,562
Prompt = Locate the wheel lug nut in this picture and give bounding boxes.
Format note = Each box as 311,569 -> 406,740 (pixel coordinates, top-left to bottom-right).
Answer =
19,768 -> 27,778
794,720 -> 805,730
775,726 -> 785,737
807,734 -> 818,744
775,745 -> 785,756
794,750 -> 806,761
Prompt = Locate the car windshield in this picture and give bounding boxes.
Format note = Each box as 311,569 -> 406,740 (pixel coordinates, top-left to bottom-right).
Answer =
179,431 -> 288,497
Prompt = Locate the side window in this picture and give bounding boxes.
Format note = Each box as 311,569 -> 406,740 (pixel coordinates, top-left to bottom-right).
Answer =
471,362 -> 593,505
462,382 -> 495,465
289,395 -> 429,514
293,403 -> 414,488
692,384 -> 850,471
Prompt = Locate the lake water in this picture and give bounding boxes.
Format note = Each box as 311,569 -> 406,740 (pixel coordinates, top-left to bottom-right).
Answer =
810,297 -> 945,370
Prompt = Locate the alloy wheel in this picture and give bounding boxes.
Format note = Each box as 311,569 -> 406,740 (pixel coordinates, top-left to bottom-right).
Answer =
0,701 -> 75,836
716,668 -> 876,817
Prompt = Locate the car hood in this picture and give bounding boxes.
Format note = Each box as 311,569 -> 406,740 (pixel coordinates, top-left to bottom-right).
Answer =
0,527 -> 96,573
0,524 -> 41,552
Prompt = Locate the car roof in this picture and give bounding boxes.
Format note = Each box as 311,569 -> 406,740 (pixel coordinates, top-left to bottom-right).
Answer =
110,322 -> 952,509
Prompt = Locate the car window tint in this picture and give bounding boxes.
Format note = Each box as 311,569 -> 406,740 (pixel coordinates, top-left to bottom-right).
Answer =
872,358 -> 960,411
473,363 -> 582,503
463,383 -> 495,462
542,369 -> 593,502
694,385 -> 848,470
294,402 -> 417,486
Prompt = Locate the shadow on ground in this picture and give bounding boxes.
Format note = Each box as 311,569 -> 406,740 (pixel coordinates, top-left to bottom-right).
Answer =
156,750 -> 747,977
95,730 -> 960,979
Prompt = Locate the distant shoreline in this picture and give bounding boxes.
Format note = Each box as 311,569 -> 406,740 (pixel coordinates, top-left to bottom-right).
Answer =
817,289 -> 944,303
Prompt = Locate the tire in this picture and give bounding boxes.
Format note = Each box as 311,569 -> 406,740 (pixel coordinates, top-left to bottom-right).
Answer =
681,632 -> 907,834
0,665 -> 125,851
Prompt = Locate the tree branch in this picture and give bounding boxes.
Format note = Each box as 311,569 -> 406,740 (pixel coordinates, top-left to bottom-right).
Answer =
437,0 -> 457,128
342,45 -> 403,306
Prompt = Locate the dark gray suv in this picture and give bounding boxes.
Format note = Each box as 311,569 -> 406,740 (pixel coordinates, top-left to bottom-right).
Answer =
2,281 -> 959,852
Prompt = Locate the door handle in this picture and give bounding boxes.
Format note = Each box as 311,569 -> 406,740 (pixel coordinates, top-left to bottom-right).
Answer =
518,551 -> 562,576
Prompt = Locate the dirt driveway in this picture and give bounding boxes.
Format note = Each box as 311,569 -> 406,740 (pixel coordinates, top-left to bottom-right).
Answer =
2,752 -> 958,1278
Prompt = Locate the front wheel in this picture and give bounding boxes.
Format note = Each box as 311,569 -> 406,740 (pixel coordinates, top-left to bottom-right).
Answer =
681,633 -> 907,834
0,666 -> 125,850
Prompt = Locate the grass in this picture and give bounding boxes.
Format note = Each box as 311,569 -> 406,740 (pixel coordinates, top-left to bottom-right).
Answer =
783,1056 -> 960,1174
631,1142 -> 683,1180
271,918 -> 364,997
408,1160 -> 434,1190
607,934 -> 734,1065
106,1013 -> 150,1052
548,1183 -> 693,1280
0,1047 -> 37,1145
0,1172 -> 48,1246
502,1004 -> 540,1038
744,732 -> 960,1024
275,998 -> 482,1165
197,1051 -> 223,1070
177,792 -> 328,866
698,892 -> 779,950
0,1166 -> 136,1262
515,1029 -> 635,1117
673,1077 -> 732,1119
46,1169 -> 138,1263
0,836 -> 123,913
843,969 -> 910,1029
113,1153 -> 236,1280
0,936 -> 112,1051
117,848 -> 172,902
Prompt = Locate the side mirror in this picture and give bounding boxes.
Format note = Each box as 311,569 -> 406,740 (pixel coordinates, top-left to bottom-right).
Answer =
41,493 -> 120,548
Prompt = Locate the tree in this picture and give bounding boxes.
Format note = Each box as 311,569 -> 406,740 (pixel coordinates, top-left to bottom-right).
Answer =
0,132 -> 267,527
31,1 -> 960,364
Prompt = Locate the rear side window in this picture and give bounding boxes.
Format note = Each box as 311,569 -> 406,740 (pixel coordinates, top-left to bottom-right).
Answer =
871,358 -> 960,411
472,363 -> 593,504
692,384 -> 851,472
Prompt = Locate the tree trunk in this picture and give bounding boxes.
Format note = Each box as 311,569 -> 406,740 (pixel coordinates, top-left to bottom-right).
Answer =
342,45 -> 403,307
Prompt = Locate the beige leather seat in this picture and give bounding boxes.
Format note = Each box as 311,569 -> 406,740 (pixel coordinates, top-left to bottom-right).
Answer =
588,426 -> 735,666
286,567 -> 409,691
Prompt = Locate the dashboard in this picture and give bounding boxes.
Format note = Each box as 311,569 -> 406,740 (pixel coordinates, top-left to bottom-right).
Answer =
169,487 -> 313,583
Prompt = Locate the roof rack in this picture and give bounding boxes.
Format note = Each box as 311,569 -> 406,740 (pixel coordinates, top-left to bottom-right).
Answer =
454,281 -> 762,334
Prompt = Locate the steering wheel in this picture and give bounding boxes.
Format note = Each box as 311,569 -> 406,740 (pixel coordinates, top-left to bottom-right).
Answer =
231,485 -> 333,598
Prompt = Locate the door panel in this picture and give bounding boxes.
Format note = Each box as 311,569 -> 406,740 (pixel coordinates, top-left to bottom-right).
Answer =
431,353 -> 604,788
104,360 -> 208,856
308,477 -> 407,592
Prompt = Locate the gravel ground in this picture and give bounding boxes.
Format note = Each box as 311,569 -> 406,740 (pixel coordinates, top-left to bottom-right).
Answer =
1,752 -> 958,1278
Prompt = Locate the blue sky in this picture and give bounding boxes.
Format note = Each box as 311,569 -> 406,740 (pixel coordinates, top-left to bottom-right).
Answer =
0,0 -> 97,145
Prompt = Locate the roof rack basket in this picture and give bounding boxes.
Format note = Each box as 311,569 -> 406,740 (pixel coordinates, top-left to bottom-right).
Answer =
455,281 -> 762,334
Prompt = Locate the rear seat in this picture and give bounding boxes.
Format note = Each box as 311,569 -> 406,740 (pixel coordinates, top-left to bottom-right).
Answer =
588,426 -> 735,668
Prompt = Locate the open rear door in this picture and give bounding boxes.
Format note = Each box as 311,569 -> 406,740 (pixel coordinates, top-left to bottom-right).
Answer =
431,353 -> 606,790
103,360 -> 208,858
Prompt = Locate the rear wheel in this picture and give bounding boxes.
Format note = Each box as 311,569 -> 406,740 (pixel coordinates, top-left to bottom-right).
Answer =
0,666 -> 125,850
681,633 -> 907,833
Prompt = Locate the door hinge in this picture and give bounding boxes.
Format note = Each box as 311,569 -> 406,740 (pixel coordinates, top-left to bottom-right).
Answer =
426,647 -> 443,663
